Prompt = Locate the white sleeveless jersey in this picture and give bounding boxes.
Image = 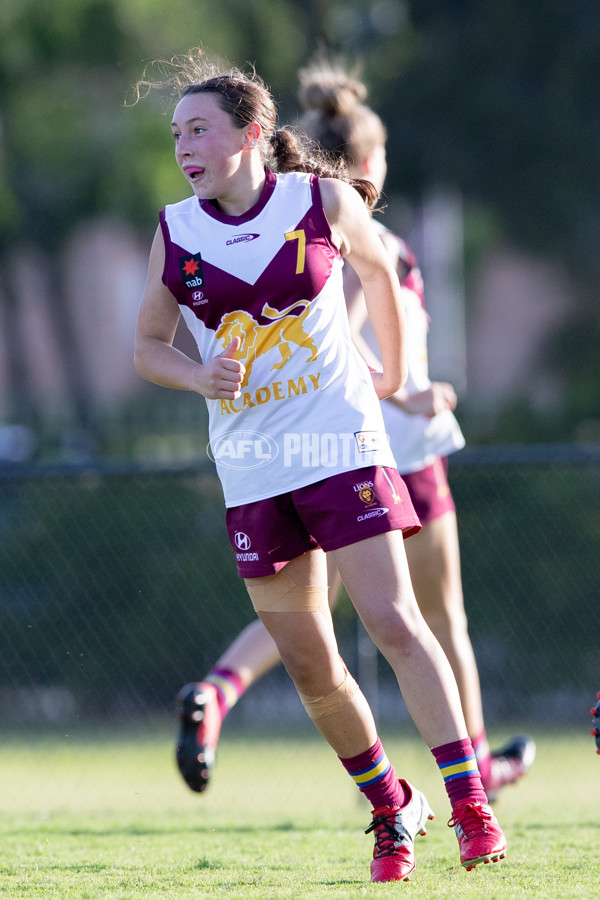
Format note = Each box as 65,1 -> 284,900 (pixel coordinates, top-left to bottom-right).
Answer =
363,222 -> 465,474
160,170 -> 396,506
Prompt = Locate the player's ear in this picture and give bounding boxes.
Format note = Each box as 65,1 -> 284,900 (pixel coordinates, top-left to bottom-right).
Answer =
243,122 -> 261,150
360,154 -> 374,178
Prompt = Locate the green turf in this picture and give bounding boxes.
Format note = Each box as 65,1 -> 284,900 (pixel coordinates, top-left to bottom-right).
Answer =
0,725 -> 596,898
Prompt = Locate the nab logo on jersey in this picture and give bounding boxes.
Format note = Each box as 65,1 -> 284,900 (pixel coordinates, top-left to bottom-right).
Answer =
179,253 -> 204,289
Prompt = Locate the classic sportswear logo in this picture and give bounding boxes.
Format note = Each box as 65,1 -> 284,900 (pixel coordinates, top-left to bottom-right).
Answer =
357,507 -> 389,522
226,233 -> 259,246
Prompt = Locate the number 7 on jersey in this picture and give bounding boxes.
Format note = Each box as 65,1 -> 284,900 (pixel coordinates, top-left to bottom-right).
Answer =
285,229 -> 306,274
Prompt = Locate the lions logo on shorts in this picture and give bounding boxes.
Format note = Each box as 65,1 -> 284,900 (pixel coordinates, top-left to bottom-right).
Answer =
356,484 -> 376,507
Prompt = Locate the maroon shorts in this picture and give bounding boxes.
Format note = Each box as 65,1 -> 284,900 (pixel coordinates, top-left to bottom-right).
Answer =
226,466 -> 421,577
401,457 -> 455,526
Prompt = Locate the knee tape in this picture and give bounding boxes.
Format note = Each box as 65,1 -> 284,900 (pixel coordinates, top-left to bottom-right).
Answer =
245,570 -> 328,613
298,669 -> 359,721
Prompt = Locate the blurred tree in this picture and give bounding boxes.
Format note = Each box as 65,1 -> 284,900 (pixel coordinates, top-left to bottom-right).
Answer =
385,0 -> 600,436
380,0 -> 600,275
0,0 -> 307,439
1,0 -> 599,443
0,0 -> 142,431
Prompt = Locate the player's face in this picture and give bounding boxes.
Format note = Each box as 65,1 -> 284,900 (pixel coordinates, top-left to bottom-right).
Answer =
171,92 -> 251,204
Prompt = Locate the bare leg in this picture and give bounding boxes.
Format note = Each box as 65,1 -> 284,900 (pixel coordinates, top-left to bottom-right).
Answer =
252,549 -> 377,758
209,556 -> 343,689
326,553 -> 344,605
404,511 -> 484,737
220,514 -> 483,734
332,530 -> 467,748
174,556 -> 350,794
212,618 -> 281,688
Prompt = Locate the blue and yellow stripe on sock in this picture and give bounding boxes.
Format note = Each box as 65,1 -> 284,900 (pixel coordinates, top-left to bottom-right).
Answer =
348,751 -> 392,789
439,753 -> 479,783
206,672 -> 240,711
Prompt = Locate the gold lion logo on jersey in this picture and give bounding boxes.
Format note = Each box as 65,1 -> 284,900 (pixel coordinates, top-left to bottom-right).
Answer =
215,299 -> 318,384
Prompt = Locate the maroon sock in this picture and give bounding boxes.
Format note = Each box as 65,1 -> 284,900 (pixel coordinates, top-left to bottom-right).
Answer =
205,668 -> 246,720
339,738 -> 409,810
471,730 -> 492,786
432,738 -> 488,806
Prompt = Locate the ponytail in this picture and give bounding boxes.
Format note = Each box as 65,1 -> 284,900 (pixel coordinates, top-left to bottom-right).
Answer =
269,128 -> 379,209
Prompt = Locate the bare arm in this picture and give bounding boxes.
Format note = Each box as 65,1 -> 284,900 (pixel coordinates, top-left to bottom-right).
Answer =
341,218 -> 458,419
342,261 -> 382,369
320,179 -> 406,399
387,381 -> 458,417
134,227 -> 245,400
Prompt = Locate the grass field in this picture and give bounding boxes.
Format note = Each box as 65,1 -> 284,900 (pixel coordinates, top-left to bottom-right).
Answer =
0,723 -> 596,898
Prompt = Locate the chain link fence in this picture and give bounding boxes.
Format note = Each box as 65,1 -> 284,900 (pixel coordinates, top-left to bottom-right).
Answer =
1,444 -> 598,734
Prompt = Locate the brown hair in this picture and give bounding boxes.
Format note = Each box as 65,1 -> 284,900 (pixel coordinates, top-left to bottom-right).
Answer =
297,55 -> 387,171
133,48 -> 379,208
